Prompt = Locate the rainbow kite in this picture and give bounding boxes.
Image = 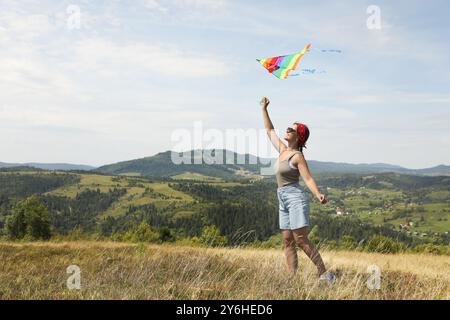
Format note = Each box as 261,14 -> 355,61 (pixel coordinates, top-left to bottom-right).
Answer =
257,43 -> 312,79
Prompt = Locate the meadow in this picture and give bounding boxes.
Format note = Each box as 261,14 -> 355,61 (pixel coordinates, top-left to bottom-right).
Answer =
0,241 -> 448,300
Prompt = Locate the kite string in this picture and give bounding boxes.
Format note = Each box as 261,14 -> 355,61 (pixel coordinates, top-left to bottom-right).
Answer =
288,68 -> 327,76
310,48 -> 342,53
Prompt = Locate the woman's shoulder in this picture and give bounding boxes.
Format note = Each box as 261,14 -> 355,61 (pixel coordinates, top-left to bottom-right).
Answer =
280,149 -> 304,161
289,151 -> 304,163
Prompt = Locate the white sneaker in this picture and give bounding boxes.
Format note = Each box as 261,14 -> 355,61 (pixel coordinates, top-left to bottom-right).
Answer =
319,271 -> 336,285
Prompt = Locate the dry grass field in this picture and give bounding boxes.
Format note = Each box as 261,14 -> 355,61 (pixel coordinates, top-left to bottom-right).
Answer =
0,241 -> 449,300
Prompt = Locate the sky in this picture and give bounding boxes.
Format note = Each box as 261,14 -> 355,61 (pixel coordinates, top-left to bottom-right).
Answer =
0,0 -> 449,169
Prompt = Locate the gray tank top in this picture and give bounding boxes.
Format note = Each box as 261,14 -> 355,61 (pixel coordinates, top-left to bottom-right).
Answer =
274,151 -> 302,187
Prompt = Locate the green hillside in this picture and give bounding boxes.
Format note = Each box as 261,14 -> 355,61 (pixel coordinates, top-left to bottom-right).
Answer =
96,150 -> 264,181
0,168 -> 448,248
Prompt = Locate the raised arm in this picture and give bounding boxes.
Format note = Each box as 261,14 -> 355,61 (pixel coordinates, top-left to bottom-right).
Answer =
260,97 -> 287,153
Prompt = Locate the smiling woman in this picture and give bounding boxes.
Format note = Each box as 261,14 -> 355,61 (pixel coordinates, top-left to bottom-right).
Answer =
260,96 -> 335,284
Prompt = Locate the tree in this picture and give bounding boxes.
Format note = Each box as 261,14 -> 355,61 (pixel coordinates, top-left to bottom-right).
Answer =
198,225 -> 228,247
6,195 -> 52,240
5,204 -> 27,239
123,221 -> 160,243
308,225 -> 320,245
159,227 -> 174,242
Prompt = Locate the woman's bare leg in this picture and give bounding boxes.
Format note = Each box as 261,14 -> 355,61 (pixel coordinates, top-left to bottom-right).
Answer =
292,227 -> 326,276
282,230 -> 298,275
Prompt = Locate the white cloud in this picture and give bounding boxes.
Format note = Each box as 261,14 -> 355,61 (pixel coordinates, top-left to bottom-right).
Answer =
143,0 -> 226,12
140,0 -> 228,25
173,0 -> 226,11
67,38 -> 230,78
143,0 -> 169,12
0,12 -> 54,40
343,93 -> 450,105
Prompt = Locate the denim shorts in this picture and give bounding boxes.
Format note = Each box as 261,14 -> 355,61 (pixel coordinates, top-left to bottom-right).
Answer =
277,182 -> 310,230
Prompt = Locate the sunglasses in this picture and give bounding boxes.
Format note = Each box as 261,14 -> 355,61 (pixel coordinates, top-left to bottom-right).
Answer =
286,127 -> 296,134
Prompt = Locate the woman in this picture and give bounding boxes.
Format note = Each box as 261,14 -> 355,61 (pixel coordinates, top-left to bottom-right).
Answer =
260,96 -> 335,284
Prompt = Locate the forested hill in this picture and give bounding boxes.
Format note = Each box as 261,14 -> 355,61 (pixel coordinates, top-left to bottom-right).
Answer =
0,162 -> 96,171
0,168 -> 448,249
95,149 -> 450,179
95,150 -> 267,180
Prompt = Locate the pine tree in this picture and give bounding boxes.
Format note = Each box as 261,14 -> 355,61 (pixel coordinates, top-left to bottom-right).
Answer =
6,195 -> 52,240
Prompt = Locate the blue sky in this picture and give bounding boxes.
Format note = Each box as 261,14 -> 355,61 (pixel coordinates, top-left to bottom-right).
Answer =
0,0 -> 449,168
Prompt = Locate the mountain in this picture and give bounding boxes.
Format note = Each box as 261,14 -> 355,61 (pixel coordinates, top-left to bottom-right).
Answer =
0,162 -> 96,171
95,149 -> 450,179
307,161 -> 450,176
307,160 -> 403,174
96,150 -> 265,180
411,164 -> 450,176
